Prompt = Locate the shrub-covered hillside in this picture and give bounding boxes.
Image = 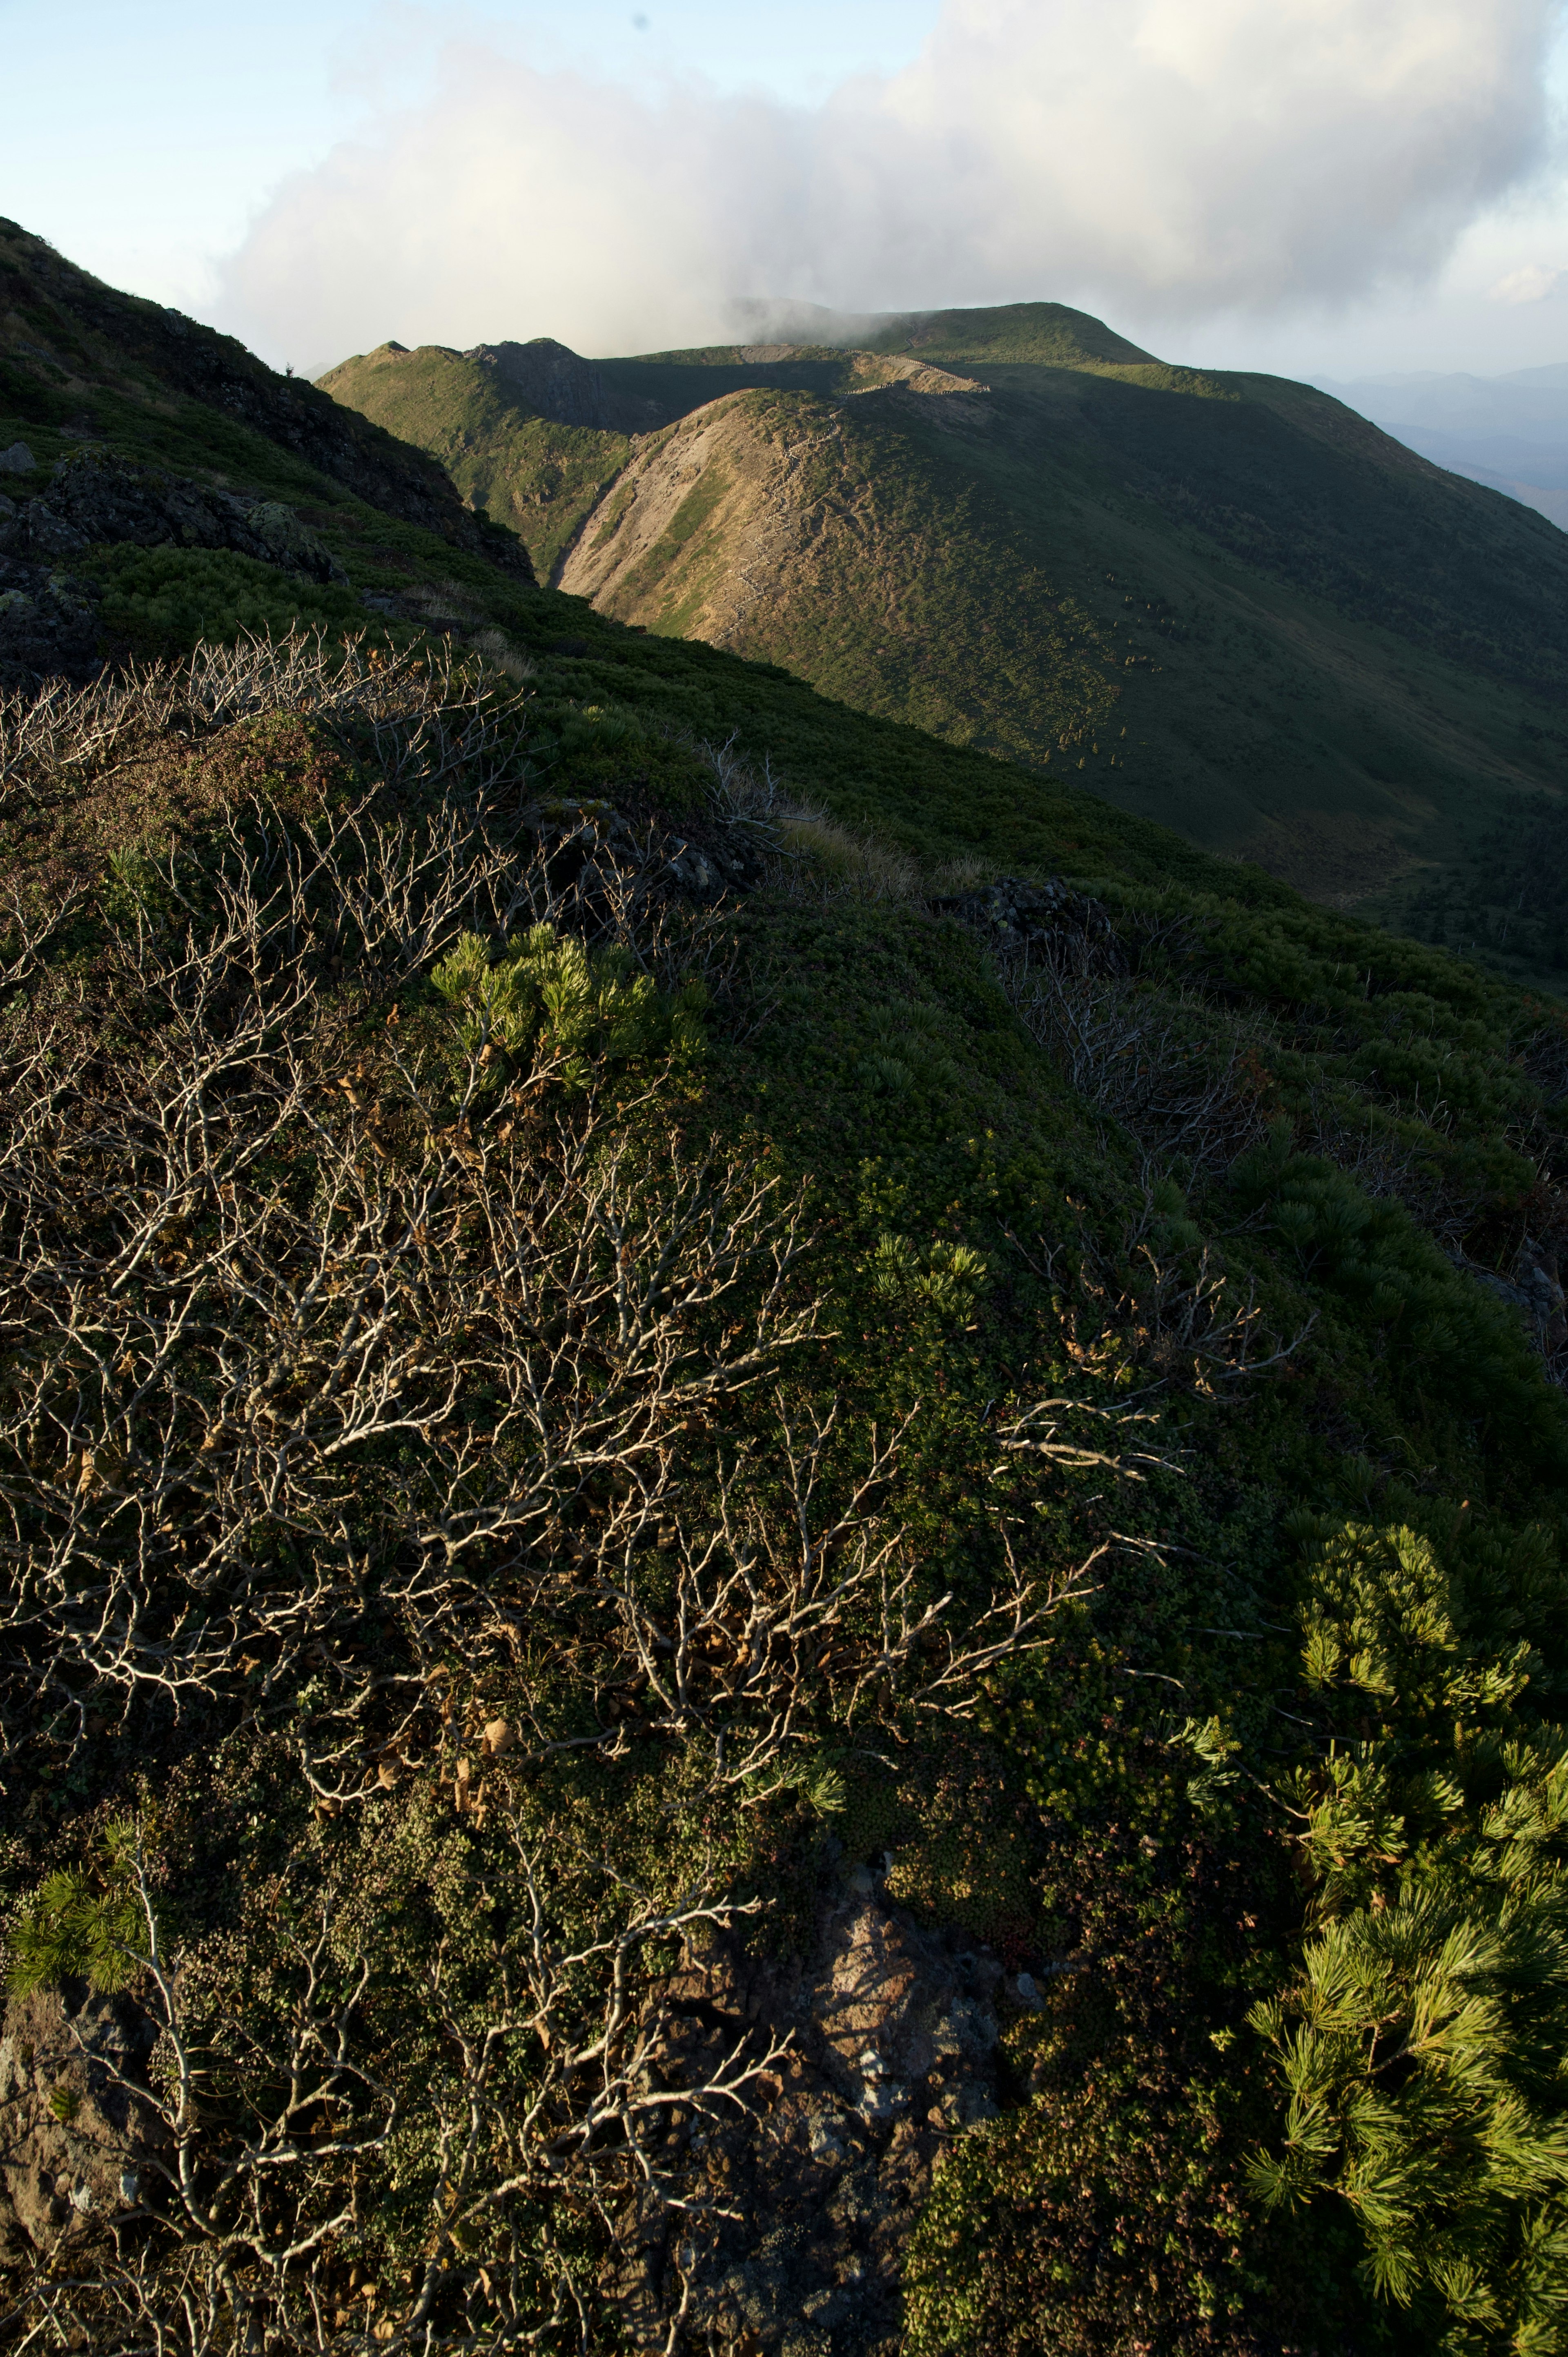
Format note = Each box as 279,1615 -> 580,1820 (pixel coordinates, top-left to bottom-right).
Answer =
3,224 -> 1568,2356
0,614 -> 1567,2355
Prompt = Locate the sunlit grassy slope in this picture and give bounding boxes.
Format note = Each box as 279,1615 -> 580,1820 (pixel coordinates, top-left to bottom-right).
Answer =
321,305 -> 1568,966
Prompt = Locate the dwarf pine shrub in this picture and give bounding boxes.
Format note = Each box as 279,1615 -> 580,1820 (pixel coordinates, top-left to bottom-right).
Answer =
91,544 -> 363,654
9,1818 -> 147,1998
431,922 -> 707,1084
1249,1523 -> 1568,2346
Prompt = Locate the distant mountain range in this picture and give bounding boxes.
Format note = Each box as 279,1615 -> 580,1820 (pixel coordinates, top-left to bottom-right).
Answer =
1321,363 -> 1568,529
319,306 -> 1568,963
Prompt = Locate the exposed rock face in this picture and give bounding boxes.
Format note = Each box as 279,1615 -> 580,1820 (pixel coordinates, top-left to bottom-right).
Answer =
930,872 -> 1126,968
0,547 -> 101,687
1461,1240 -> 1568,1368
0,455 -> 360,689
604,1874 -> 1010,2355
0,1983 -> 164,2265
2,453 -> 349,584
515,792 -> 766,913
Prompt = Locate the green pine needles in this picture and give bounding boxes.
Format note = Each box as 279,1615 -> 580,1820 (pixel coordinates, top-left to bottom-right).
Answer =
871,1230 -> 989,1316
1249,1524 -> 1568,2350
9,1818 -> 147,1998
430,923 -> 708,1086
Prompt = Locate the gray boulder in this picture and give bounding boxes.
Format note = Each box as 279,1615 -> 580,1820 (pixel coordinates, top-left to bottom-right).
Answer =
0,555 -> 102,688
601,1878 -> 1007,2351
16,501 -> 88,560
931,872 -> 1126,970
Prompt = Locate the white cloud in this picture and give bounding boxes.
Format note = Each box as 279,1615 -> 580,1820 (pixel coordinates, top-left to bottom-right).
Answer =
1487,259 -> 1565,299
216,0 -> 1565,371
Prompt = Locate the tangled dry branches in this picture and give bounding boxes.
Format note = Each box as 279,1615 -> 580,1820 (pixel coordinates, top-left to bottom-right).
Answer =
0,639 -> 1139,2350
20,1824 -> 797,2357
1003,936 -> 1274,1180
0,627 -> 508,803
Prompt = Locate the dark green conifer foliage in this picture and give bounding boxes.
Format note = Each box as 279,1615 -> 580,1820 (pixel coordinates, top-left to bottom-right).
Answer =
9,1819 -> 145,1998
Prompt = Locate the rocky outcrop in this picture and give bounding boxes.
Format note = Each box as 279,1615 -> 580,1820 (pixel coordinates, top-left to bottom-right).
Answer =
0,542 -> 102,687
0,1982 -> 165,2264
0,455 -> 363,689
604,1869 -> 1013,2355
520,792 -> 766,914
1461,1240 -> 1568,1369
930,872 -> 1126,967
469,338 -> 626,431
1,452 -> 349,583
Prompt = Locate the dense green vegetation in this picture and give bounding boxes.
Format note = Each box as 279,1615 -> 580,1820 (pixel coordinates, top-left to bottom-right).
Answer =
2,227 -> 1568,2354
3,610 -> 1566,2353
1406,789 -> 1568,984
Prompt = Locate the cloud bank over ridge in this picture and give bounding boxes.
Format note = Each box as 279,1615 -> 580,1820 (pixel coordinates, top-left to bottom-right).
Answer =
220,0 -> 1565,370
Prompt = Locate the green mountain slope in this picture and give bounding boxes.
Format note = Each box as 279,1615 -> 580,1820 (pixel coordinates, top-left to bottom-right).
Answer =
0,221 -> 533,579
6,227 -> 1568,2354
321,307 -> 1568,975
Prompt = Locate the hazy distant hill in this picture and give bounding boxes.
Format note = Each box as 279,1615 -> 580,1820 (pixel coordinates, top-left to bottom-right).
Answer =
1322,363 -> 1568,530
321,305 -> 1568,949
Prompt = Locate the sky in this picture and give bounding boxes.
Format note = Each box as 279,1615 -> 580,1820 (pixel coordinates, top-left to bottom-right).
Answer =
3,0 -> 1567,384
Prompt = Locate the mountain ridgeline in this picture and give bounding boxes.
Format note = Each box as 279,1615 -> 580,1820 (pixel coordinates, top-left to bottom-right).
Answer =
5,219 -> 1568,2355
321,306 -> 1568,983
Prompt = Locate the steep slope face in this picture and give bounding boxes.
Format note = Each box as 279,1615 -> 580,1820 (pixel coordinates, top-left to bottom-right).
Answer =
833,303 -> 1568,710
1081,365 -> 1568,703
322,302 -> 1568,948
1321,364 -> 1568,527
0,223 -> 557,694
317,340 -> 630,578
0,221 -> 532,579
469,337 -> 621,428
556,354 -> 1568,922
554,378 -> 1120,765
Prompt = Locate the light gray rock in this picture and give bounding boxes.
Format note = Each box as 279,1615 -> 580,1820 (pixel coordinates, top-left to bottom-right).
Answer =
600,1887 -> 1004,2349
244,499 -> 346,583
0,444 -> 36,475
